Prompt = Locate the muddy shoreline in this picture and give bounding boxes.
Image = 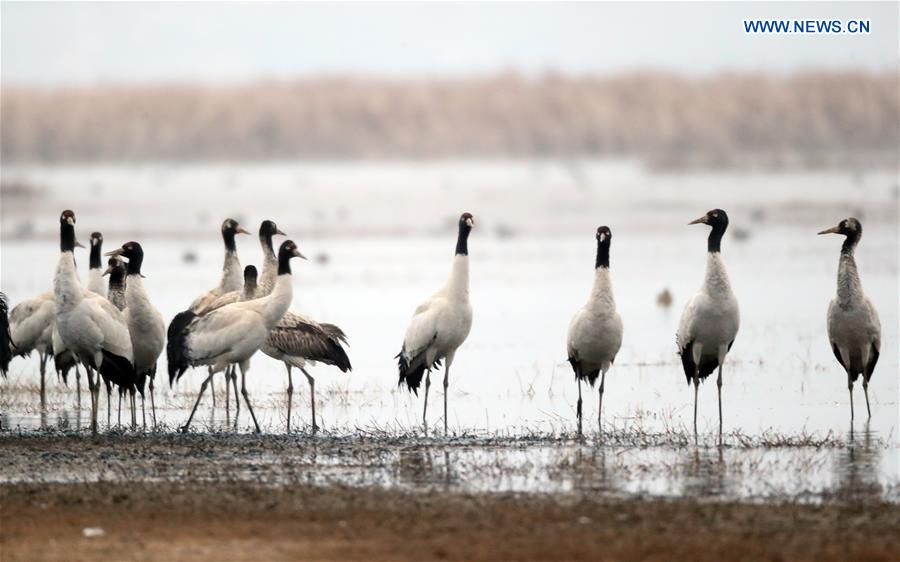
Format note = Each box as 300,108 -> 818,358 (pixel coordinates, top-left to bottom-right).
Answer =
2,431 -> 899,560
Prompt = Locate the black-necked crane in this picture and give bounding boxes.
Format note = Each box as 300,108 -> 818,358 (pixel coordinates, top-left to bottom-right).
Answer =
818,218 -> 881,420
203,264 -> 259,417
210,219 -> 284,413
676,209 -> 740,441
566,226 -> 623,435
103,255 -> 131,425
53,210 -> 135,434
168,240 -> 306,433
261,312 -> 351,433
8,292 -> 55,401
188,218 -> 250,315
107,241 -> 167,426
50,232 -> 105,393
396,212 -> 474,434
89,231 -> 119,422
86,232 -> 106,296
180,218 -> 250,409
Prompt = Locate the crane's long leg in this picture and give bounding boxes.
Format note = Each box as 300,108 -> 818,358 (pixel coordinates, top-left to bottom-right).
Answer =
76,365 -> 82,410
149,376 -> 157,426
231,366 -> 240,419
848,372 -> 855,422
862,377 -> 871,419
300,367 -> 318,433
239,362 -> 261,433
94,375 -> 102,433
88,367 -> 99,435
209,367 -> 217,410
716,364 -> 724,442
442,364 -> 451,434
106,380 -> 112,428
598,369 -> 606,436
85,367 -> 93,432
181,371 -> 214,433
130,389 -> 136,428
225,364 -> 231,417
285,364 -> 293,433
693,369 -> 700,443
422,370 -> 432,429
117,390 -> 123,427
39,352 -> 47,409
141,393 -> 146,429
576,376 -> 583,436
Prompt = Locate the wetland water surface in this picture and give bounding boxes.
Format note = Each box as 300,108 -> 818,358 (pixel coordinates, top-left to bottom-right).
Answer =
2,162 -> 898,504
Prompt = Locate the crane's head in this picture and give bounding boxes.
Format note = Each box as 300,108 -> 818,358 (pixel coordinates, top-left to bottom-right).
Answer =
259,220 -> 286,238
279,240 -> 307,261
103,256 -> 126,277
106,241 -> 143,260
818,217 -> 861,238
60,210 -> 76,225
688,209 -> 729,230
596,226 -> 612,244
222,218 -> 250,235
819,217 -> 862,253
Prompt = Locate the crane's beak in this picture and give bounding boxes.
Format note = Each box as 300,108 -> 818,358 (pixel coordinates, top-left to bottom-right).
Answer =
688,216 -> 708,226
74,240 -> 85,248
236,226 -> 251,235
105,248 -> 125,257
293,248 -> 307,260
276,228 -> 286,236
817,225 -> 841,235
102,265 -> 114,277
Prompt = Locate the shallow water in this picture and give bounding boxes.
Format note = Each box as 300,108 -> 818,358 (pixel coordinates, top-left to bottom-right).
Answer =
1,161 -> 898,500
0,429 -> 894,504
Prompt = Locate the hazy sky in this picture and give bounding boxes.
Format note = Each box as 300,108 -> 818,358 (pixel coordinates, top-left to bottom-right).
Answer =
2,2 -> 897,85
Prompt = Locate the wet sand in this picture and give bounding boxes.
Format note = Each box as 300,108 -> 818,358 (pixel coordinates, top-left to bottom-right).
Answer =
2,432 -> 899,561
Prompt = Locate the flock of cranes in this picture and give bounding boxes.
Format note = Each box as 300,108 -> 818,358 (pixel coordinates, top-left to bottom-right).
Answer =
0,208 -> 884,439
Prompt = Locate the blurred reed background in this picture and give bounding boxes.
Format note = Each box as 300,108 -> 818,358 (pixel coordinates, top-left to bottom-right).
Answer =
2,72 -> 897,167
2,2 -> 898,239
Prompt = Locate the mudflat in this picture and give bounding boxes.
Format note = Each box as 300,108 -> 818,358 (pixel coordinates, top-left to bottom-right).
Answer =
1,432 -> 898,561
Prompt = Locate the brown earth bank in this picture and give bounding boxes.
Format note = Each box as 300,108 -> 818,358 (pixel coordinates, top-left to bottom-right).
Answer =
2,481 -> 899,562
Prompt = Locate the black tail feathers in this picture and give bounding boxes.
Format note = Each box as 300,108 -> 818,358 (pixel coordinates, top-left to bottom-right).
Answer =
678,340 -> 719,385
330,343 -> 352,373
54,350 -> 78,385
397,352 -> 426,396
567,356 -> 600,387
320,323 -> 352,372
98,350 -> 136,392
167,310 -> 196,387
396,351 -> 441,396
0,292 -> 11,376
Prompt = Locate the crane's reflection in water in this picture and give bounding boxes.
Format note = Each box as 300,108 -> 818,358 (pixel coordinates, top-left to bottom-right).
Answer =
833,424 -> 883,503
